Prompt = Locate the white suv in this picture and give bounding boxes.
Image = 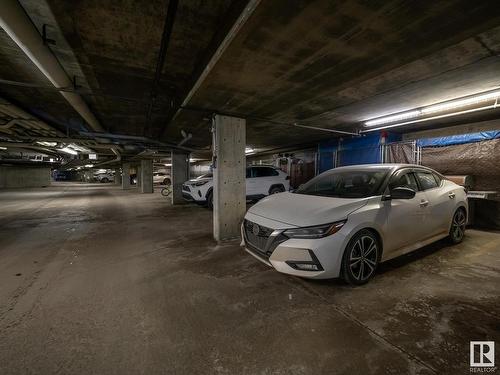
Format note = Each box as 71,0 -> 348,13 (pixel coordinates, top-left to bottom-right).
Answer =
153,172 -> 171,185
182,166 -> 290,208
94,172 -> 114,183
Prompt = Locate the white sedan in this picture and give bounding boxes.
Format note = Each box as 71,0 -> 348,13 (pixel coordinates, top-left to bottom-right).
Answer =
242,164 -> 467,285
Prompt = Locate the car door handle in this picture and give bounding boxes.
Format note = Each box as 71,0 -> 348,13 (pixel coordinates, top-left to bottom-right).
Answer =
448,193 -> 455,199
420,200 -> 429,207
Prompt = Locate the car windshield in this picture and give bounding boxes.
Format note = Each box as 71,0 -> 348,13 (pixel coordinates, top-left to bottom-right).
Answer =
196,173 -> 213,179
295,169 -> 388,198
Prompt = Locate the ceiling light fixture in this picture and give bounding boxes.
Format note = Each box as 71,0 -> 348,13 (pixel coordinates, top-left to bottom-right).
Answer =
362,89 -> 500,131
245,147 -> 255,155
59,147 -> 78,155
365,110 -> 421,127
36,141 -> 57,147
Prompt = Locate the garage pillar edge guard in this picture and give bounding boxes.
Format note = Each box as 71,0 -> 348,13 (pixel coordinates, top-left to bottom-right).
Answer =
213,115 -> 246,241
171,152 -> 189,204
121,163 -> 131,190
141,159 -> 153,193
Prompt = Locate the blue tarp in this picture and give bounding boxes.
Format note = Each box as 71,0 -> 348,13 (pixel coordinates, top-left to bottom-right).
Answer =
318,132 -> 402,171
417,131 -> 500,147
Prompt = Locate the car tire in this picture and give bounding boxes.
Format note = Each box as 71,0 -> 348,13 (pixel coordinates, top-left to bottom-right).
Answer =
101,177 -> 109,183
163,178 -> 171,185
448,208 -> 466,244
206,191 -> 213,210
269,186 -> 284,195
341,229 -> 380,286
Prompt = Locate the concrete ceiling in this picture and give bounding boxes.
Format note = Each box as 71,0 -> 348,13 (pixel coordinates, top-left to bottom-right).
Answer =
1,0 -> 500,153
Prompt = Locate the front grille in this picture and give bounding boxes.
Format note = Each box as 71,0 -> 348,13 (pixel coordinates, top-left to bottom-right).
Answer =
244,220 -> 288,259
182,185 -> 190,192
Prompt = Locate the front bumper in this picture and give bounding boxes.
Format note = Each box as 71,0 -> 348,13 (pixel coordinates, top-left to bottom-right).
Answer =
242,214 -> 349,279
182,184 -> 206,203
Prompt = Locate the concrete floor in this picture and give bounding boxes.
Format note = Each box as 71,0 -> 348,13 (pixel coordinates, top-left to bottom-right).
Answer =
0,183 -> 498,375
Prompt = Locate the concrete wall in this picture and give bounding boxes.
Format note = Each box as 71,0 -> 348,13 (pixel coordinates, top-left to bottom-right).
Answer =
0,166 -> 51,188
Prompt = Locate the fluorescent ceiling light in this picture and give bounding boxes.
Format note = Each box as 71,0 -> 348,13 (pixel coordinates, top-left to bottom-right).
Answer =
0,146 -> 6,150
362,104 -> 499,133
36,141 -> 57,147
365,110 -> 421,127
363,89 -> 500,129
421,90 -> 500,115
84,164 -> 94,168
245,147 -> 255,154
68,143 -> 92,153
59,147 -> 78,155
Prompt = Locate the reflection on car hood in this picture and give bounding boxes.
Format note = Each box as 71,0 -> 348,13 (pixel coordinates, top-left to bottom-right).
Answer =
247,192 -> 368,227
185,177 -> 212,185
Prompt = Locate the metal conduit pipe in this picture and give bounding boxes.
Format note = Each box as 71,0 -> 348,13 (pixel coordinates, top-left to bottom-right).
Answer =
93,147 -> 122,167
0,99 -> 64,136
0,0 -> 104,132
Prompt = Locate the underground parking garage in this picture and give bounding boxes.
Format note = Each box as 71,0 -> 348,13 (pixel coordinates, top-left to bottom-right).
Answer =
0,0 -> 499,374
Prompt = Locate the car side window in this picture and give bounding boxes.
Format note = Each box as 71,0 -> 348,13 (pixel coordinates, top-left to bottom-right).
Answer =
389,172 -> 419,191
253,167 -> 278,177
246,168 -> 252,178
432,173 -> 442,186
415,171 -> 439,190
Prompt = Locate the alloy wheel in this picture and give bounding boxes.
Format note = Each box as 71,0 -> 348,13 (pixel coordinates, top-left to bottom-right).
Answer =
349,235 -> 378,282
451,209 -> 466,242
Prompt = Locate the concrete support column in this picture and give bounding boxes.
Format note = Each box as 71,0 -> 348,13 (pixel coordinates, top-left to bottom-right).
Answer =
141,159 -> 153,193
121,163 -> 131,190
136,165 -> 142,189
114,168 -> 122,186
171,152 -> 189,204
212,115 -> 246,241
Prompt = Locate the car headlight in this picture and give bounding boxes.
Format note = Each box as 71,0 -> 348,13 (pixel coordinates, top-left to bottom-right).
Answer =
192,180 -> 209,186
283,220 -> 346,239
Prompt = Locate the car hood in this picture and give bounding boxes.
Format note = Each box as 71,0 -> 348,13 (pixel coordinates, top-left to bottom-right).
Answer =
185,177 -> 212,185
247,192 -> 368,227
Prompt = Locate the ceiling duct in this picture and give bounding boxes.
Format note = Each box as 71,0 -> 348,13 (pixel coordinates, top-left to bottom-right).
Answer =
0,0 -> 104,132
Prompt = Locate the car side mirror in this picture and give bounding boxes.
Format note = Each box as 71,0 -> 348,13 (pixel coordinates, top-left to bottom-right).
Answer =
384,187 -> 416,200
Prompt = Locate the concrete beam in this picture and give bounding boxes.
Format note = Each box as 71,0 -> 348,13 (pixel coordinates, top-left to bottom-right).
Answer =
121,163 -> 131,190
140,159 -> 153,193
171,152 -> 189,204
212,115 -> 246,241
161,0 -> 261,137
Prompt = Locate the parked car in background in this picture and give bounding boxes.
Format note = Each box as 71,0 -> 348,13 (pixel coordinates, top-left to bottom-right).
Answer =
153,171 -> 171,185
242,164 -> 468,285
94,172 -> 114,183
182,166 -> 290,208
